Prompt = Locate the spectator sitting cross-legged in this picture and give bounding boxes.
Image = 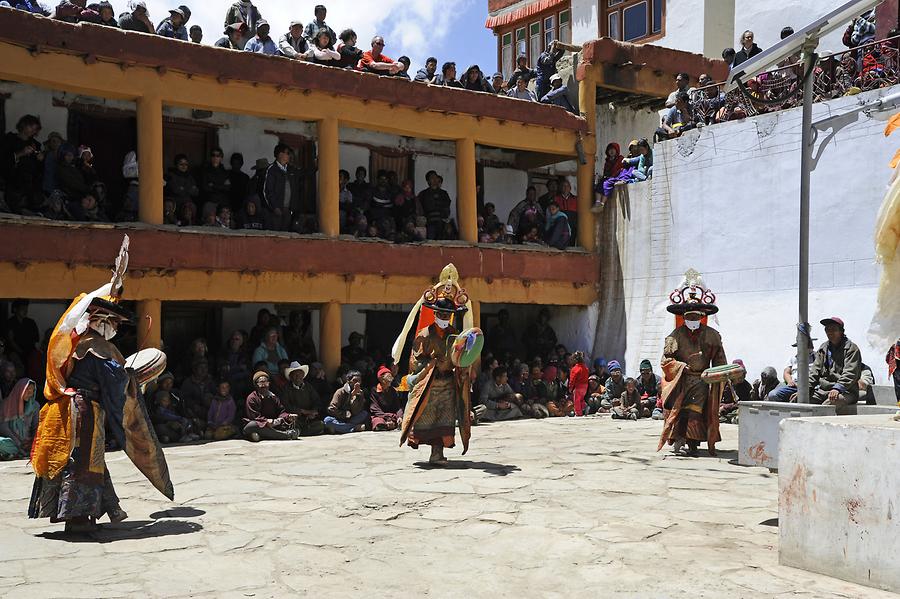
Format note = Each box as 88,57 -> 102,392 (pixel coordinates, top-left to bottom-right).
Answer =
151,390 -> 198,444
280,362 -> 325,436
480,367 -> 524,421
636,359 -> 662,418
583,374 -> 605,415
324,370 -> 370,434
611,377 -> 642,420
243,371 -> 298,441
601,360 -> 625,412
358,36 -> 403,75
244,20 -> 277,55
278,20 -> 309,60
369,366 -> 404,431
205,380 -> 238,441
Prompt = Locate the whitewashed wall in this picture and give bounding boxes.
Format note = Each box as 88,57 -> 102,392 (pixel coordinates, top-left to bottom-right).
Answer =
339,143 -> 371,177
483,166 -> 529,224
595,86 -> 898,382
414,154 -> 458,218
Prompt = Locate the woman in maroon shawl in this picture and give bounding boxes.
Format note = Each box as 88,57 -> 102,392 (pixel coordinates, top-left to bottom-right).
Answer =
370,366 -> 403,431
595,142 -> 634,208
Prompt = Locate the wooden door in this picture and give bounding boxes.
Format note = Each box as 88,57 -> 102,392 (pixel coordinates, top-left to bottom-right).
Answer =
162,120 -> 217,175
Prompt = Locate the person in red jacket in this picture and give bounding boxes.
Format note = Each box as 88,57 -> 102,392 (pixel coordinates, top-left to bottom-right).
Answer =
568,351 -> 590,417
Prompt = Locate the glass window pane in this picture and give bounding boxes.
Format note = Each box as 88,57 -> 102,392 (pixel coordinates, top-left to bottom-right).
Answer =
560,22 -> 571,44
502,32 -> 512,44
623,1 -> 648,41
609,0 -> 623,5
502,44 -> 513,79
652,0 -> 663,33
559,9 -> 570,25
530,34 -> 541,66
516,27 -> 525,41
608,12 -> 620,40
530,22 -> 540,35
517,39 -> 526,56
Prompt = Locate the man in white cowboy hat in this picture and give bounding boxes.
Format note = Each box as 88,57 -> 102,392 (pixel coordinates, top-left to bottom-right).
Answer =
280,362 -> 324,436
657,270 -> 728,457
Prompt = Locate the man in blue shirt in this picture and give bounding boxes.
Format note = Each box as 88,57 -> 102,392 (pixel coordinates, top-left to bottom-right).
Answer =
540,74 -> 576,114
156,8 -> 188,41
244,20 -> 277,55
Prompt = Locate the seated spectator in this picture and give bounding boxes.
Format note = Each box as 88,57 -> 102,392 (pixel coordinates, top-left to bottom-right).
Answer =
601,360 -> 625,410
199,147 -> 231,206
324,370 -> 369,433
220,330 -> 251,399
491,72 -> 507,95
543,201 -> 571,249
540,74 -> 576,113
369,366 -> 403,431
119,1 -> 154,33
341,331 -> 366,365
243,371 -> 298,441
719,359 -> 751,423
439,62 -> 463,88
277,20 -> 309,59
224,0 -> 263,49
262,143 -> 302,231
508,54 -> 536,90
348,166 -> 372,211
253,327 -> 289,375
595,143 -> 631,209
415,57 -> 440,83
216,22 -> 247,50
611,378 -> 642,420
623,138 -> 653,182
271,358 -> 291,397
244,20 -> 277,55
655,91 -> 695,142
165,153 -> 199,211
554,178 -> 577,232
247,310 -> 271,357
238,197 -> 264,229
205,381 -> 238,440
156,7 -> 188,41
180,359 -> 215,426
809,317 -> 862,409
55,144 -> 90,201
358,36 -> 403,75
522,307 -> 556,362
178,200 -> 197,226
545,365 -> 574,417
189,25 -> 202,43
636,359 -> 661,417
97,1 -> 117,26
308,27 -> 341,64
520,225 -> 544,245
507,76 -> 537,101
152,390 -> 198,444
768,338 -> 816,402
482,202 -> 500,232
303,4 -> 335,48
859,363 -> 877,405
418,171 -> 452,239
0,378 -> 40,460
392,179 -> 419,229
39,192 -> 70,221
537,178 -> 558,212
692,74 -> 727,125
583,374 -> 605,415
665,72 -> 693,108
750,366 -> 780,403
462,65 -> 493,92
200,201 -> 218,226
280,362 -> 325,436
67,192 -> 108,222
41,131 -> 65,197
215,205 -> 232,229
480,367 -> 524,421
732,30 -> 762,67
335,28 -> 363,69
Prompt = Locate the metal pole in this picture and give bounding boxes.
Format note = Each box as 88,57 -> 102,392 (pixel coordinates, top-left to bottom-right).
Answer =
797,43 -> 818,404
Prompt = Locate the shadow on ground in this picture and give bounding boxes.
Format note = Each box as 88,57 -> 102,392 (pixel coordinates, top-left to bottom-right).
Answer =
413,461 -> 520,475
37,519 -> 203,543
149,506 -> 206,519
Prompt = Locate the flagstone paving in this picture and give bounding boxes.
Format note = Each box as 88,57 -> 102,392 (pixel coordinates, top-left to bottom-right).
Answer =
0,418 -> 892,598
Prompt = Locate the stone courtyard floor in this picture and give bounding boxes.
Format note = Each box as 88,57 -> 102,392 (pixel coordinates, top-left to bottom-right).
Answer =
0,417 -> 893,598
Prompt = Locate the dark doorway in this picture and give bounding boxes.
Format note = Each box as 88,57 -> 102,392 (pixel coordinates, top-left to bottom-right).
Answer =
162,119 -> 218,175
67,106 -> 138,217
363,310 -> 409,365
161,302 -> 222,378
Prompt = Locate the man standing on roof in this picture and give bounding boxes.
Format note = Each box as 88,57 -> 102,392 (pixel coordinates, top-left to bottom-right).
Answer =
224,0 -> 263,49
303,4 -> 336,49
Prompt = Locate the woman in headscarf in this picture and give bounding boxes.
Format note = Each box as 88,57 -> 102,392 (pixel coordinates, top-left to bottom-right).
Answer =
0,378 -> 40,460
462,65 -> 494,93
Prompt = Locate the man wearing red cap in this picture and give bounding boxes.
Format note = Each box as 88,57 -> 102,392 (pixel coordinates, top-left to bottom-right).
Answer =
369,366 -> 403,431
809,317 -> 862,410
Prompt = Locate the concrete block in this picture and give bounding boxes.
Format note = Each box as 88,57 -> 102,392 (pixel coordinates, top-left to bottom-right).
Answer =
779,416 -> 900,594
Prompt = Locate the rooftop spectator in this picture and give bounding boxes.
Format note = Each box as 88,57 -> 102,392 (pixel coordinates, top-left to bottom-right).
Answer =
308,28 -> 341,64
243,370 -> 298,441
732,30 -> 762,67
156,8 -> 188,41
655,91 -> 695,142
253,327 -> 289,375
544,201 -> 570,249
199,147 -> 231,206
417,170 -> 452,239
119,1 -> 154,33
216,22 -> 247,50
462,65 -> 493,92
397,56 -> 412,79
0,377 -> 39,460
845,10 -> 876,49
335,28 -> 362,69
244,20 -> 277,55
691,73 -> 726,125
507,76 -> 536,101
358,36 -> 402,75
536,40 -> 565,100
97,1 -> 116,26
440,61 -> 463,88
279,20 -> 309,60
508,54 -> 536,89
189,25 -> 203,44
540,74 -> 576,114
228,152 -> 249,212
262,143 -> 302,231
165,153 -> 199,211
415,57 -> 439,83
204,381 -> 237,440
280,362 -> 325,436
224,0 -> 263,49
1,114 -> 43,213
52,0 -> 92,23
8,1 -> 49,14
665,72 -> 692,108
369,366 -> 403,431
324,370 -> 369,433
490,72 -> 507,95
303,4 -> 336,48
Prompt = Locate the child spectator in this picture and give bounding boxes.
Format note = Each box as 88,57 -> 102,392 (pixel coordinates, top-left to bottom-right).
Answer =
152,390 -> 198,444
205,381 -> 238,440
567,351 -> 589,417
583,374 -> 605,415
595,142 -> 631,209
611,378 -> 641,420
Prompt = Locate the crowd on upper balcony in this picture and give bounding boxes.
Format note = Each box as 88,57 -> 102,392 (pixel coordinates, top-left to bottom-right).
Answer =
0,1 -> 578,113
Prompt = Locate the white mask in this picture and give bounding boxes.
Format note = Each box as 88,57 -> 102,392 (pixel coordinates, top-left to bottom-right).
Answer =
434,316 -> 451,330
90,320 -> 118,341
684,319 -> 701,331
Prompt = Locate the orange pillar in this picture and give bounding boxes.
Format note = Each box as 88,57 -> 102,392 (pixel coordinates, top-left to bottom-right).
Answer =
576,68 -> 597,252
455,137 -> 478,243
136,299 -> 162,350
137,93 -> 164,225
319,301 -> 341,380
471,299 -> 481,329
317,117 -> 340,236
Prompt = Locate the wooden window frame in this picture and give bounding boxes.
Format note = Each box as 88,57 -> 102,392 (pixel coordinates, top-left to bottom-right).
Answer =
492,1 -> 573,74
601,0 -> 665,44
